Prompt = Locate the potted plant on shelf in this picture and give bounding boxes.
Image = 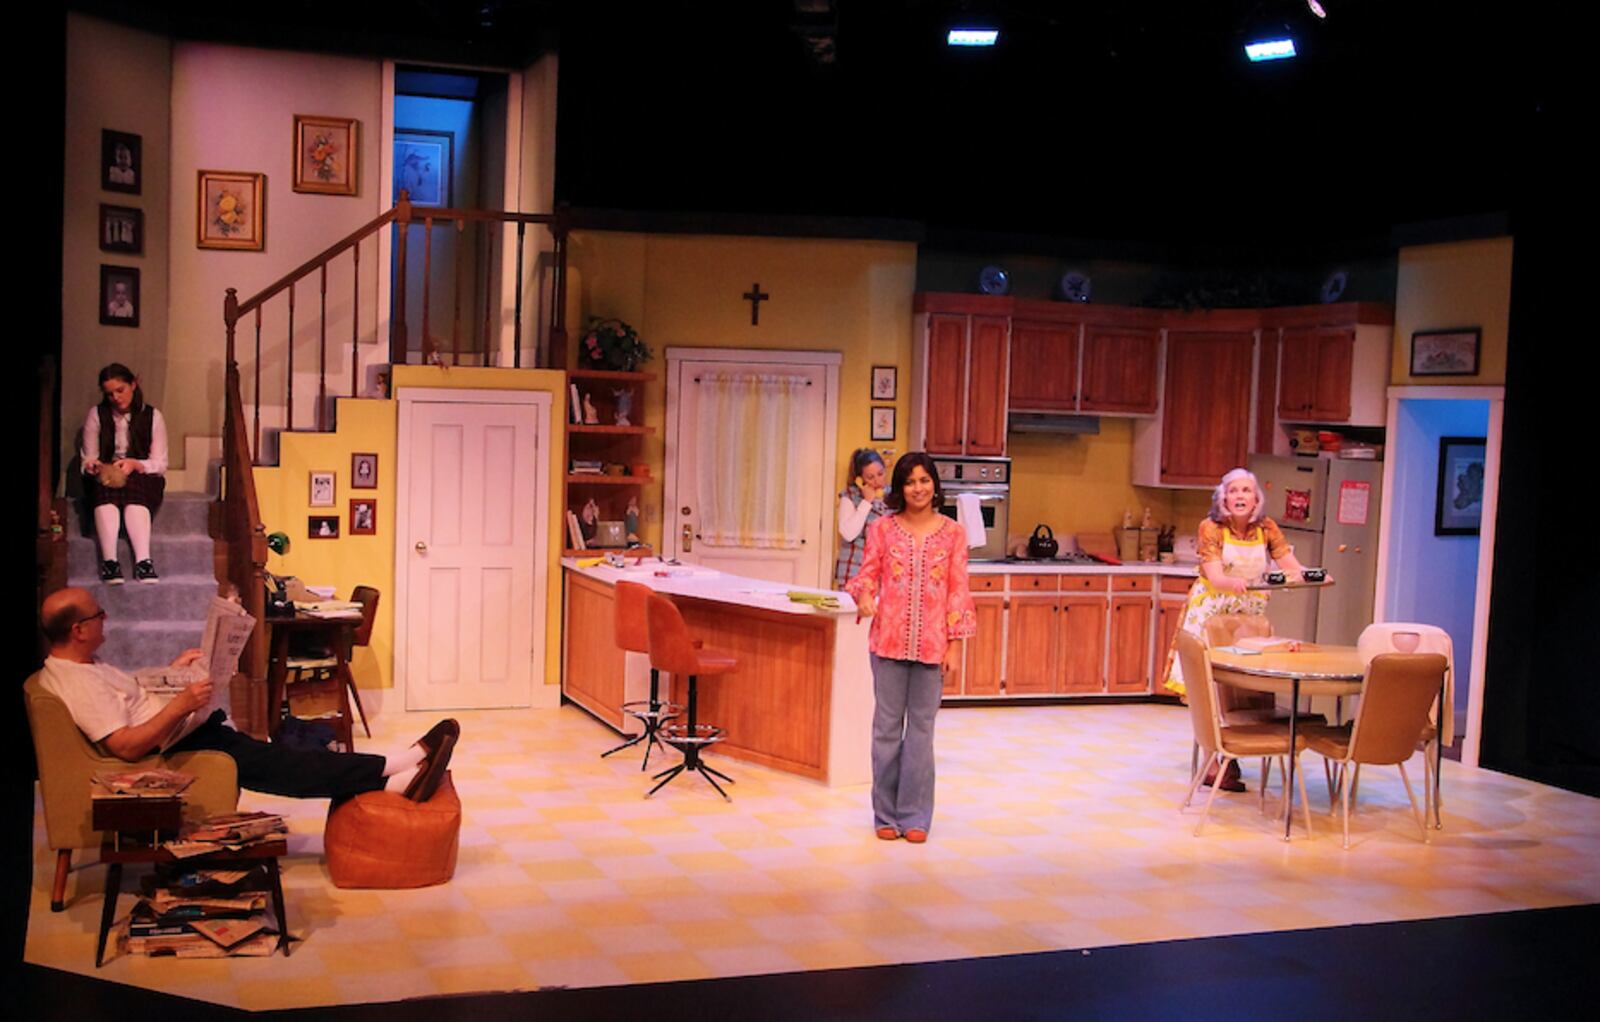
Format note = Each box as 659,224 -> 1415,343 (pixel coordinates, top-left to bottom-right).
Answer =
579,317 -> 652,372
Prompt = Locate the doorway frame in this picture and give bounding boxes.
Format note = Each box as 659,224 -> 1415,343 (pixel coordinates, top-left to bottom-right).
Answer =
393,386 -> 553,711
1373,384 -> 1505,768
661,347 -> 842,586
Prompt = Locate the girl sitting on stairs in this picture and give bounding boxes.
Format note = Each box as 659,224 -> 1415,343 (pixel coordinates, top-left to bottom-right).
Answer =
80,362 -> 166,584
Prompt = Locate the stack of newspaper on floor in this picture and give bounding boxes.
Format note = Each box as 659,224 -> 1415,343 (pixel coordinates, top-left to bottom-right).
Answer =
119,811 -> 289,958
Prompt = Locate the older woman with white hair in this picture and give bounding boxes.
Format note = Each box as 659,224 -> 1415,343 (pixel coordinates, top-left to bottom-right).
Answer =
1163,467 -> 1310,787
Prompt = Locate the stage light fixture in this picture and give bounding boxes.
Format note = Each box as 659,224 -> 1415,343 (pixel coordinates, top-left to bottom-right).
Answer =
947,29 -> 999,47
1306,1 -> 1328,18
1244,37 -> 1297,62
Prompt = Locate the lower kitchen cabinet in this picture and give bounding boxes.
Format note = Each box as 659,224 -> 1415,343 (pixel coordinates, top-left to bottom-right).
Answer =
960,596 -> 1006,696
1058,596 -> 1107,693
1005,597 -> 1059,695
1108,596 -> 1153,693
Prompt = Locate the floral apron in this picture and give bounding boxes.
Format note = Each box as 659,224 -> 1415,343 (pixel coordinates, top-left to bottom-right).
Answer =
1163,526 -> 1271,696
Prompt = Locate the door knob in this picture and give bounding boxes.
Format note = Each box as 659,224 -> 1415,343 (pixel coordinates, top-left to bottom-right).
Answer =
415,541 -> 428,552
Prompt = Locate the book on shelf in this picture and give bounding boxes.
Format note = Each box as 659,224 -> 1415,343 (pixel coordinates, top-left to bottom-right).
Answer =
569,383 -> 582,424
566,510 -> 587,551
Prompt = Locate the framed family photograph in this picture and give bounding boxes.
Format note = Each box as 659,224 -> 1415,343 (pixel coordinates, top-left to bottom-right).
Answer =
871,365 -> 898,401
101,129 -> 141,194
197,170 -> 266,250
99,265 -> 140,327
351,452 -> 378,489
393,128 -> 453,207
309,471 -> 336,507
1410,327 -> 1481,377
293,114 -> 358,195
1435,436 -> 1486,536
99,204 -> 143,254
349,498 -> 377,536
308,515 -> 340,539
871,406 -> 896,442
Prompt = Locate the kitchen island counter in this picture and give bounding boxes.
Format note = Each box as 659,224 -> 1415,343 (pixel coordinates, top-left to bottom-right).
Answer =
969,561 -> 1199,577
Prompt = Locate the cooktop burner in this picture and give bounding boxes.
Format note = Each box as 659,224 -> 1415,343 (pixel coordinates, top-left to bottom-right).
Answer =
1003,552 -> 1103,565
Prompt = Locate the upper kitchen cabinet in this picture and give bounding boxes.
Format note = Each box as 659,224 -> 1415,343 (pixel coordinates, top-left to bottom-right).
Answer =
1008,317 -> 1080,412
1079,322 -> 1161,414
1006,303 -> 1161,416
1263,304 -> 1393,428
912,294 -> 1011,456
1132,315 -> 1256,487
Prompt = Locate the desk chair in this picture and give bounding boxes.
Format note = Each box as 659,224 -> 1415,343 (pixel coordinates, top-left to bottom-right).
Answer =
1304,653 -> 1447,849
24,673 -> 239,912
600,581 -> 680,769
281,587 -> 379,751
1357,623 -> 1452,829
644,592 -> 739,800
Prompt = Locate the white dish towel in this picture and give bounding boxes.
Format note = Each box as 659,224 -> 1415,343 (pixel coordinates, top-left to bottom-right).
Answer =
955,492 -> 986,549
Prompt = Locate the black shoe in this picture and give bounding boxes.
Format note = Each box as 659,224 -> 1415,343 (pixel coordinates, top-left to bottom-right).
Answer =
405,720 -> 460,802
100,560 -> 124,585
134,559 -> 159,584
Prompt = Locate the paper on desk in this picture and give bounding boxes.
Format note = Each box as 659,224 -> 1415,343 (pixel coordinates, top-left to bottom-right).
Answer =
1211,645 -> 1261,656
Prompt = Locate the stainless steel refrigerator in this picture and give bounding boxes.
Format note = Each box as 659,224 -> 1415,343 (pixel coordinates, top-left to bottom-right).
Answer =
1248,453 -> 1383,646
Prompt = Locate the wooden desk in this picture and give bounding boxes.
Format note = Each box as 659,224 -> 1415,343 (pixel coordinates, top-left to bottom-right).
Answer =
1209,645 -> 1364,841
264,612 -> 358,745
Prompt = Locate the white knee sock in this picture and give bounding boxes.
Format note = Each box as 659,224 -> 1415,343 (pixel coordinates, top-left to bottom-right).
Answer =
380,743 -> 426,777
384,766 -> 420,793
94,505 -> 122,560
124,505 -> 153,562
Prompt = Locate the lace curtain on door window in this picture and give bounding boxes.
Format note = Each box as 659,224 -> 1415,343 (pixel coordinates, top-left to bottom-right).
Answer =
694,371 -> 809,548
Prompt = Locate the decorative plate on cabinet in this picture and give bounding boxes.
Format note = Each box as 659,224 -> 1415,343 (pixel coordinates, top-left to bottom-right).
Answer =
1320,270 -> 1348,303
978,265 -> 1011,295
1059,270 -> 1092,303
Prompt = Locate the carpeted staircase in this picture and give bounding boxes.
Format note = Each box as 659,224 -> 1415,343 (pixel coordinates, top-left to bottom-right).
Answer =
66,493 -> 218,668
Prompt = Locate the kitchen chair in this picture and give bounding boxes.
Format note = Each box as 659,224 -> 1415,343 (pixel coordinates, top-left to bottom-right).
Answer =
600,581 -> 680,769
644,592 -> 739,800
1196,615 -> 1325,791
1175,631 -> 1312,838
1304,652 -> 1448,849
1356,622 -> 1453,828
24,673 -> 239,911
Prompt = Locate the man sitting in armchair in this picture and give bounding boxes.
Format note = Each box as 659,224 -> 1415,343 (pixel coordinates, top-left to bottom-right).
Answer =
38,587 -> 457,803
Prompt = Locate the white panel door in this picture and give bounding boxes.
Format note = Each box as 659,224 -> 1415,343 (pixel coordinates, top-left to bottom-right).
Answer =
665,357 -> 832,588
404,401 -> 539,709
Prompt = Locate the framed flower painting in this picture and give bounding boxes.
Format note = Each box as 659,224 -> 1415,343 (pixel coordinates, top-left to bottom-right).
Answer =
197,170 -> 265,250
293,115 -> 358,195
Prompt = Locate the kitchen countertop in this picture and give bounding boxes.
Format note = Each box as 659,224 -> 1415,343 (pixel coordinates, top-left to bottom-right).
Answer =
561,558 -> 859,615
969,560 -> 1199,578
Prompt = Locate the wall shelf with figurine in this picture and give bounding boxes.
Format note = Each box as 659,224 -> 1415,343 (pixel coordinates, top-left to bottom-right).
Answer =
565,369 -> 656,559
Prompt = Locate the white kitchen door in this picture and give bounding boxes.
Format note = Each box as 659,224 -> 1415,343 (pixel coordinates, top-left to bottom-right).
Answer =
400,398 -> 544,710
663,350 -> 838,588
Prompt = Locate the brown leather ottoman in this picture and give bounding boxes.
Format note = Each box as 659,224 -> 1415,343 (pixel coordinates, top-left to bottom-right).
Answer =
324,773 -> 460,889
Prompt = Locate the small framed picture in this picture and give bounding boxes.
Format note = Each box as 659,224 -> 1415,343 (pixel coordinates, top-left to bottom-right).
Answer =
871,406 -> 896,442
349,498 -> 377,535
872,365 -> 898,401
1435,436 -> 1486,536
309,471 -> 335,507
351,452 -> 378,489
1411,327 -> 1482,377
308,515 -> 340,539
99,265 -> 140,327
102,129 -> 141,194
99,204 -> 143,254
393,128 -> 453,207
197,169 -> 266,250
293,114 -> 358,195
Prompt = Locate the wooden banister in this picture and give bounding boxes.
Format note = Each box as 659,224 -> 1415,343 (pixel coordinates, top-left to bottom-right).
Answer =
221,362 -> 269,736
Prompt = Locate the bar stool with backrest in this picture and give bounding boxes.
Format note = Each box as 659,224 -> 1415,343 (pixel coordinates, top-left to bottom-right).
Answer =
644,592 -> 739,800
1303,652 -> 1448,849
600,581 -> 681,769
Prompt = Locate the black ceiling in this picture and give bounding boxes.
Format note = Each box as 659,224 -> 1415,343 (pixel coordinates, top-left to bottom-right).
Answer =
73,1 -> 1550,254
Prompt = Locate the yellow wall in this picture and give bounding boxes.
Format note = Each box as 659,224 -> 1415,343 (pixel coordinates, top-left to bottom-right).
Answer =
252,366 -> 568,693
253,397 -> 396,689
1392,237 -> 1513,386
566,230 -> 918,549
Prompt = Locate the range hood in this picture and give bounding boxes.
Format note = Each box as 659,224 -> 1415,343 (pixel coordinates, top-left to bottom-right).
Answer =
1007,411 -> 1101,435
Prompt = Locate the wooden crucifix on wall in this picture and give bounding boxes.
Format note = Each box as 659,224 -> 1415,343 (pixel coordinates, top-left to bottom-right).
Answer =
743,283 -> 770,326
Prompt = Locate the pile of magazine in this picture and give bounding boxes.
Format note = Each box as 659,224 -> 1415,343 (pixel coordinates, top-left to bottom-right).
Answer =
163,810 -> 287,859
122,865 -> 279,958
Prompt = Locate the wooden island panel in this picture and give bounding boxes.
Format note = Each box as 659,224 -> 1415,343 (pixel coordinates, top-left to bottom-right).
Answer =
562,573 -> 626,730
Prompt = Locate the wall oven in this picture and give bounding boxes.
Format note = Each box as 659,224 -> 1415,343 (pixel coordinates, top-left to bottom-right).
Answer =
932,456 -> 1010,562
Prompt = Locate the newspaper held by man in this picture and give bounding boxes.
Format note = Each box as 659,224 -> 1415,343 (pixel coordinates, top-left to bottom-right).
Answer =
148,596 -> 255,750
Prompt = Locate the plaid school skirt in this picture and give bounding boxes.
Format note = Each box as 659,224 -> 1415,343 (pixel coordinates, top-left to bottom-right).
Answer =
87,471 -> 165,514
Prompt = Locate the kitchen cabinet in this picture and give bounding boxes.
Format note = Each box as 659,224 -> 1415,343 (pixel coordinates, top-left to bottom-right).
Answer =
1058,596 -> 1108,693
1005,596 -> 1059,694
1008,320 -> 1079,411
1154,577 -> 1191,692
1108,595 -> 1153,693
1079,326 -> 1160,414
1277,327 -> 1354,422
960,596 -> 1006,696
1143,330 -> 1254,487
912,296 -> 1011,456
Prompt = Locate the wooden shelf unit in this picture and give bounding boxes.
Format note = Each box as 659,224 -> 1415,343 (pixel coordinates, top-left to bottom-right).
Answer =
565,369 -> 656,554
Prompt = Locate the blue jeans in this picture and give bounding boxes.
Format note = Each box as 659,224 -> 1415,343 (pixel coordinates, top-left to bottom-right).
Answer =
870,654 -> 942,832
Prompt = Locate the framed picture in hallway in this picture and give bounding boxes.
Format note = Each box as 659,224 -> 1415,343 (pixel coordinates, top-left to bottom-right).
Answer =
1435,436 -> 1486,536
393,129 -> 453,207
349,498 -> 377,535
99,204 -> 142,254
871,406 -> 896,442
101,129 -> 141,194
292,114 -> 358,195
308,515 -> 340,539
99,265 -> 139,328
197,170 -> 266,250
309,471 -> 336,507
871,365 -> 897,401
